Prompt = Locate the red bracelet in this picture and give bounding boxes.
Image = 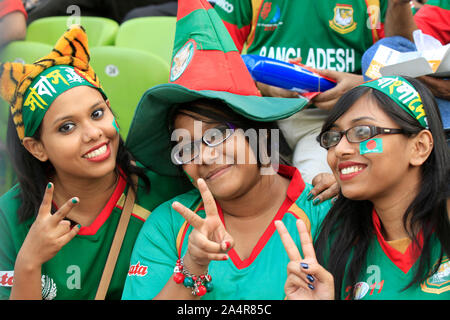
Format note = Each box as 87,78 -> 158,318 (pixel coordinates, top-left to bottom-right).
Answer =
173,258 -> 213,296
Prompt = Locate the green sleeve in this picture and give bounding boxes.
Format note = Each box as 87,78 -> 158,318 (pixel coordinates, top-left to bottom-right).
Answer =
0,209 -> 14,300
121,201 -> 178,300
121,190 -> 201,300
299,183 -> 332,240
0,186 -> 26,300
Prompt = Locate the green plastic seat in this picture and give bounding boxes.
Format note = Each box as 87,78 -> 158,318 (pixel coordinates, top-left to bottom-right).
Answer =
90,46 -> 170,139
26,16 -> 119,46
115,17 -> 176,66
0,100 -> 16,195
0,40 -> 53,63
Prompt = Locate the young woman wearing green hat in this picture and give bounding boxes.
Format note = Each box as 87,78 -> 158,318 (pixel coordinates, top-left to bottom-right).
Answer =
122,0 -> 338,300
276,76 -> 450,300
0,26 -> 188,300
122,98 -> 334,300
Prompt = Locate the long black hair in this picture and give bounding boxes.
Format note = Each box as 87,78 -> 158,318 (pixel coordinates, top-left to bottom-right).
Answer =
314,77 -> 450,299
6,107 -> 150,223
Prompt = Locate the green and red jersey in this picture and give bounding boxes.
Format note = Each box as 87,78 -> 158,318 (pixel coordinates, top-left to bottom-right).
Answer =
0,164 -> 190,300
215,0 -> 388,73
339,210 -> 449,300
121,165 -> 332,300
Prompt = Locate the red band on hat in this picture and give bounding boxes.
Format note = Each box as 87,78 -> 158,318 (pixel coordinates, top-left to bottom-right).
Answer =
174,49 -> 260,96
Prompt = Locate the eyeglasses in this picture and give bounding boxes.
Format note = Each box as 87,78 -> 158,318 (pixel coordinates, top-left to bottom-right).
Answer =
172,122 -> 236,165
319,125 -> 404,149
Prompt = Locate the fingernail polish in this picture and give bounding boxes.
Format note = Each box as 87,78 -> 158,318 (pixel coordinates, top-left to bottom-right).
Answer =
300,262 -> 309,269
77,224 -> 82,229
72,198 -> 78,204
307,274 -> 315,283
307,192 -> 314,201
47,183 -> 52,189
223,255 -> 228,261
308,283 -> 315,290
313,198 -> 320,206
225,241 -> 231,249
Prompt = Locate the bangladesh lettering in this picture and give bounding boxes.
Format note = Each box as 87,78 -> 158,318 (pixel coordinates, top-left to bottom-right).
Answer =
128,262 -> 148,276
258,46 -> 356,72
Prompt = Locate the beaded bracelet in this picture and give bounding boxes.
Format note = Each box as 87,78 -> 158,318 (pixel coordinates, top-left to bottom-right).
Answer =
173,257 -> 213,296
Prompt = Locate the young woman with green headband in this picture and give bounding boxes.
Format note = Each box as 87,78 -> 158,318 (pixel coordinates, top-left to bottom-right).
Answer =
276,76 -> 450,300
0,26 -> 188,300
121,0 -> 338,300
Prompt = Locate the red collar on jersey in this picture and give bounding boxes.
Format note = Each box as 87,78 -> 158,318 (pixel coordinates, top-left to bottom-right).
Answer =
372,209 -> 423,274
216,164 -> 305,269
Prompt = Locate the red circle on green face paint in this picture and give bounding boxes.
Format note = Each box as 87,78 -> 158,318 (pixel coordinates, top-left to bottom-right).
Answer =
366,140 -> 377,150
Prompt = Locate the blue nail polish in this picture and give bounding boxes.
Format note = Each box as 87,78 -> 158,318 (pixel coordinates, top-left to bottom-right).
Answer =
313,198 -> 320,206
72,198 -> 78,204
307,192 -> 314,201
47,183 -> 52,189
308,283 -> 315,290
300,262 -> 309,269
307,274 -> 315,283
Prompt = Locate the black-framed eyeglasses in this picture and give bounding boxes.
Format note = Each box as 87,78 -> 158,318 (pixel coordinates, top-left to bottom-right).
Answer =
172,122 -> 236,165
319,125 -> 404,149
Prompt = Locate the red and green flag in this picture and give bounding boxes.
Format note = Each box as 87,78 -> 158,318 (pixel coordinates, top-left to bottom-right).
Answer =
169,0 -> 260,96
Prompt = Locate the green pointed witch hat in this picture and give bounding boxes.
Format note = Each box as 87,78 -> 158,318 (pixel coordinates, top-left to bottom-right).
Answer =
125,0 -> 308,176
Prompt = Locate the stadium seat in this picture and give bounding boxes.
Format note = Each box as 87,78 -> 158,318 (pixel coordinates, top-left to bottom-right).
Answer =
90,46 -> 170,138
0,41 -> 53,64
115,16 -> 176,66
0,100 -> 15,195
26,16 -> 119,46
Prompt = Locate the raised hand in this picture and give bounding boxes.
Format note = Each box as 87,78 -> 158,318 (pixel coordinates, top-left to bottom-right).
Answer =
275,219 -> 334,300
16,182 -> 81,268
311,69 -> 364,111
172,178 -> 234,273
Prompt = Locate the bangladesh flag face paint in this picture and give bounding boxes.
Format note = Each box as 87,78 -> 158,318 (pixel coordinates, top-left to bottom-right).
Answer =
112,117 -> 120,134
360,138 -> 383,155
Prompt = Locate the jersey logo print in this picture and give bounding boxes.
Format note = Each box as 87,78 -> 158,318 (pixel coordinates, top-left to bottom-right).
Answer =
170,40 -> 196,82
329,4 -> 357,34
257,2 -> 282,32
128,262 -> 148,277
41,274 -> 57,300
421,256 -> 450,294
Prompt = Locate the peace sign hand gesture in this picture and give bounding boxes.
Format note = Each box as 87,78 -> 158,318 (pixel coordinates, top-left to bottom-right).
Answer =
16,183 -> 81,269
275,219 -> 335,300
172,178 -> 234,274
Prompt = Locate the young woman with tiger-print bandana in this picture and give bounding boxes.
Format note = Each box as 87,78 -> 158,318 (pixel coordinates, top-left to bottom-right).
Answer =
0,25 -> 189,300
